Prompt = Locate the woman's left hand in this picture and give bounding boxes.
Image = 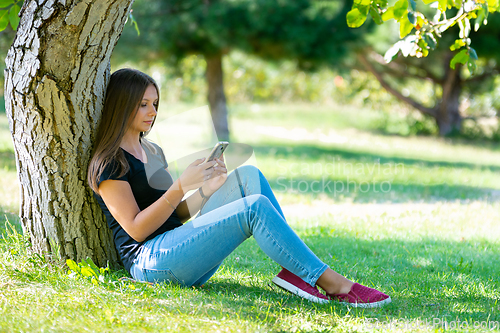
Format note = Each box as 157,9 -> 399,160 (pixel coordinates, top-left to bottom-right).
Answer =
202,155 -> 227,196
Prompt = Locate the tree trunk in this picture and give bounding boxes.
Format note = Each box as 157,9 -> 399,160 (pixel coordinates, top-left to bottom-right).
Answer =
206,53 -> 230,141
4,0 -> 134,267
436,64 -> 462,136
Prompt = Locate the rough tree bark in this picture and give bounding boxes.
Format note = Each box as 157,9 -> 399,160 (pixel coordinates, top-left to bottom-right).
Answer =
206,53 -> 230,141
4,0 -> 134,267
436,63 -> 462,136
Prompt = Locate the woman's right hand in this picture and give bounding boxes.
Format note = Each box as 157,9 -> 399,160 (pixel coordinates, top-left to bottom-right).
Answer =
178,158 -> 217,192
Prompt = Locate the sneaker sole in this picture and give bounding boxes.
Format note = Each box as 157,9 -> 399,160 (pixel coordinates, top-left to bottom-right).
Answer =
272,276 -> 329,304
338,296 -> 392,308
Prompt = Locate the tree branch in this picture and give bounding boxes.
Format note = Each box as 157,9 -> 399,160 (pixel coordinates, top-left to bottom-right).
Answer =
358,53 -> 437,118
466,69 -> 499,83
369,52 -> 443,84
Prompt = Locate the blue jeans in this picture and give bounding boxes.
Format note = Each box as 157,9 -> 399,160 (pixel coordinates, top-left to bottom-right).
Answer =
130,165 -> 328,287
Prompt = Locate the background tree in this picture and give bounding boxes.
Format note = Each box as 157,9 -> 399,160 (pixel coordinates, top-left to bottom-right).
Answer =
114,0 -> 367,141
3,0 -> 134,266
357,13 -> 500,135
0,0 -> 20,101
347,0 -> 499,68
346,0 -> 500,135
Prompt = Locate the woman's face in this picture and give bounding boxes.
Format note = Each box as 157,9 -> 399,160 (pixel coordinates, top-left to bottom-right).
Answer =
129,84 -> 159,135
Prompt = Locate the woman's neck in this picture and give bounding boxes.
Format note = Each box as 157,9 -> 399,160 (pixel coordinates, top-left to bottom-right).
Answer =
120,132 -> 144,161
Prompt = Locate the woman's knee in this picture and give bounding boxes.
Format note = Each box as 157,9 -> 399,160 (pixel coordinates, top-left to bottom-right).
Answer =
246,194 -> 273,211
244,194 -> 284,231
233,165 -> 262,192
235,165 -> 262,180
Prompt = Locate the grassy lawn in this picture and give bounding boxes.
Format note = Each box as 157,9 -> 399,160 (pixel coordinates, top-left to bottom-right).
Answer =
1,104 -> 500,332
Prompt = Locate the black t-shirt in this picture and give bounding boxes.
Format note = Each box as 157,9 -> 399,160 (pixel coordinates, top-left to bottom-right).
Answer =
94,140 -> 183,272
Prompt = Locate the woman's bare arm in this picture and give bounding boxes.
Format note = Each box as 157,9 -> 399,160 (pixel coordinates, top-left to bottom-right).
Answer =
98,178 -> 185,242
98,158 -> 216,242
175,188 -> 205,223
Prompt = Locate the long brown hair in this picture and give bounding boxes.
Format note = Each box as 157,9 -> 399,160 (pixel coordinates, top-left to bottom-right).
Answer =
87,68 -> 159,193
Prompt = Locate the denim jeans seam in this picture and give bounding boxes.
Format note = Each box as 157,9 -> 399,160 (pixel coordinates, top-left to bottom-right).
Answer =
222,186 -> 241,205
144,227 -> 207,260
223,175 -> 251,203
142,267 -> 182,285
310,263 -> 329,286
223,175 -> 249,201
147,249 -> 170,260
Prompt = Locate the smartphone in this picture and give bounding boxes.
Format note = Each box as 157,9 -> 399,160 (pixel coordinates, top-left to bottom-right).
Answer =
206,141 -> 229,162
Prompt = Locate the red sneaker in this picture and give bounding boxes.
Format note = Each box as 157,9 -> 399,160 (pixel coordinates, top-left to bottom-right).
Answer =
327,283 -> 391,308
272,268 -> 329,304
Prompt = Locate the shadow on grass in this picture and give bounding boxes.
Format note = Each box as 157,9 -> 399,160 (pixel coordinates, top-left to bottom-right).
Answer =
252,143 -> 500,173
204,231 -> 500,327
368,127 -> 500,153
1,139 -> 499,328
250,143 -> 500,203
266,175 -> 498,203
307,232 -> 500,321
1,224 -> 498,329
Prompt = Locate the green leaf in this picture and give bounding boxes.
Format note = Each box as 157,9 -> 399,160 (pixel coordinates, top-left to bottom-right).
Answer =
483,2 -> 490,22
415,13 -> 425,29
450,39 -> 465,51
467,59 -> 477,74
450,49 -> 469,69
409,0 -> 417,11
359,4 -> 370,16
418,39 -> 430,57
438,0 -> 449,12
469,47 -> 478,60
128,12 -> 140,36
417,37 -> 427,49
421,0 -> 435,4
399,14 -> 413,38
381,7 -> 394,21
80,266 -> 96,278
66,259 -> 80,273
354,0 -> 371,6
0,0 -> 13,8
0,9 -> 9,31
347,8 -> 368,28
85,258 -> 100,272
8,4 -> 19,30
393,0 -> 408,19
408,11 -> 416,25
370,5 -> 383,24
373,0 -> 388,7
475,8 -> 485,31
488,0 -> 498,11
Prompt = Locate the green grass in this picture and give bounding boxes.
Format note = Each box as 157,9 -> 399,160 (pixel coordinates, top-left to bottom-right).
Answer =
1,105 -> 500,332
